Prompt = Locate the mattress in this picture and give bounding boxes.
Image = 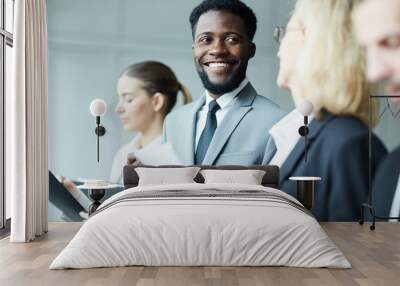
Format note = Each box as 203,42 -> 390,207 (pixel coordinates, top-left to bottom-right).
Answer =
50,183 -> 350,269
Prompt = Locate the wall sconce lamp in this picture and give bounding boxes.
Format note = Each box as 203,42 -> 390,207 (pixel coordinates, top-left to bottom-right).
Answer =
297,100 -> 314,163
89,99 -> 107,162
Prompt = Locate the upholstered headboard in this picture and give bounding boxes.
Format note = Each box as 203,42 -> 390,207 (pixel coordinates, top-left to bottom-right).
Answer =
123,165 -> 279,189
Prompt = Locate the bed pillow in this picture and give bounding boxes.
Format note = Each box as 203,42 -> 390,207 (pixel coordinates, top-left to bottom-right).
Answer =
136,167 -> 201,186
200,169 -> 266,185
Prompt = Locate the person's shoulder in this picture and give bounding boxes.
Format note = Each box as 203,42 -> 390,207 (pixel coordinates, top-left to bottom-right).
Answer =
253,94 -> 280,108
325,115 -> 368,136
320,115 -> 385,153
252,94 -> 287,117
328,115 -> 368,128
166,97 -> 202,120
313,116 -> 363,149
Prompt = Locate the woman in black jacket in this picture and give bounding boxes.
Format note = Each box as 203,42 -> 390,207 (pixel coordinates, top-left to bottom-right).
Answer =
271,0 -> 387,221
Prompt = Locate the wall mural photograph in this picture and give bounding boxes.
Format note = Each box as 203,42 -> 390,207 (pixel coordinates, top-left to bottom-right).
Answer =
5,0 -> 400,282
47,0 -> 400,224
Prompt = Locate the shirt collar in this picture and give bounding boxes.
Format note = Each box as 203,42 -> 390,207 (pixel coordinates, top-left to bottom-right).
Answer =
204,78 -> 249,110
269,109 -> 314,144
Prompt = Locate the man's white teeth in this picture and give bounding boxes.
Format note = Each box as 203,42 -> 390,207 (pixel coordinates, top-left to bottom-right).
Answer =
209,62 -> 229,68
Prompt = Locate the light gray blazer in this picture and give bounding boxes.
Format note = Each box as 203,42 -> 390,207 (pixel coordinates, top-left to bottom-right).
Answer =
163,83 -> 286,166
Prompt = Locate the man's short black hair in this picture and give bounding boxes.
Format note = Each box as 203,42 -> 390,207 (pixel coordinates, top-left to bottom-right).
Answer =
189,0 -> 257,41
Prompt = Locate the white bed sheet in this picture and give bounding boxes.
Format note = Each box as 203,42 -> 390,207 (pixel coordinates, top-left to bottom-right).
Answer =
50,183 -> 350,269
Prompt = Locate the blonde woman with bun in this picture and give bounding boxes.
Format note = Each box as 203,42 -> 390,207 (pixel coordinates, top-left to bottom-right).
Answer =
271,0 -> 387,221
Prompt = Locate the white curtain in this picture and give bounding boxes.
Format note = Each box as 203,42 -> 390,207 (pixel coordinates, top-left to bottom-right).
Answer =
8,0 -> 49,242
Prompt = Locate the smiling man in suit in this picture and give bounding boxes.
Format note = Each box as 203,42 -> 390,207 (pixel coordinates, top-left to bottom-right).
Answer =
163,0 -> 285,166
353,0 -> 400,218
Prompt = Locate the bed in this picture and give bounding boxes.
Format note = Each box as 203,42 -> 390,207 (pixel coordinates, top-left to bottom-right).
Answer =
50,165 -> 350,269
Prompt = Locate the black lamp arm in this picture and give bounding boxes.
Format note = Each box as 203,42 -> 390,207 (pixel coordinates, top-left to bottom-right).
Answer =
298,115 -> 309,163
94,116 -> 106,162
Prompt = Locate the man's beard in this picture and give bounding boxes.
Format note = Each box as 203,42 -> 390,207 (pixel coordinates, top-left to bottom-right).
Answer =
197,63 -> 248,96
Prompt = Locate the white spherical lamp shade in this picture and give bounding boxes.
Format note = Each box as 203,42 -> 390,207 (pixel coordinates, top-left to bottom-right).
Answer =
90,99 -> 107,117
297,100 -> 314,116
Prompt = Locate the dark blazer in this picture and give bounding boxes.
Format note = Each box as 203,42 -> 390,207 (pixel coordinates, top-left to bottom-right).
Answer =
372,146 -> 400,217
280,113 -> 387,221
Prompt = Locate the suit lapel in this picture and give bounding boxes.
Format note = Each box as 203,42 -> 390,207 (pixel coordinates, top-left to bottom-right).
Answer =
279,114 -> 335,183
181,96 -> 205,165
202,83 -> 257,165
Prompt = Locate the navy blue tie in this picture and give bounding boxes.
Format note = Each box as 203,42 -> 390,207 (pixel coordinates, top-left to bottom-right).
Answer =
195,100 -> 220,164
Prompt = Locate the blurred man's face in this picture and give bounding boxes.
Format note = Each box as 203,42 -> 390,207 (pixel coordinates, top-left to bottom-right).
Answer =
353,0 -> 400,107
192,10 -> 256,97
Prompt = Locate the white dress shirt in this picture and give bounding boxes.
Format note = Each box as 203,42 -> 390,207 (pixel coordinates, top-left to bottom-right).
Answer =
389,174 -> 400,217
195,78 -> 249,150
269,109 -> 314,168
109,135 -> 182,184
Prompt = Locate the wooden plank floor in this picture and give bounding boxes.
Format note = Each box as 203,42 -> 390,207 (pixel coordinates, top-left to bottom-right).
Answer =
0,222 -> 399,286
